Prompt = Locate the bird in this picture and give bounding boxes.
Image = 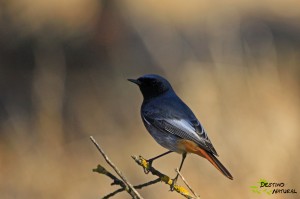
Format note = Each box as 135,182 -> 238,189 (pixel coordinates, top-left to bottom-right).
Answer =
128,74 -> 233,188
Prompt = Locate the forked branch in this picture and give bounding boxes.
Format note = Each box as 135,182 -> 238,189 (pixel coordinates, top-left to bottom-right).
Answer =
90,136 -> 142,199
132,155 -> 199,199
91,136 -> 200,199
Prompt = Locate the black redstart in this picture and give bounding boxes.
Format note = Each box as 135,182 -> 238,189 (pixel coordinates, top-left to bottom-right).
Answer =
128,74 -> 233,187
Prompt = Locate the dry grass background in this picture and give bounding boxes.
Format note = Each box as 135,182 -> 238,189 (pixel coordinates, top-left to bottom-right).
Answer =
0,0 -> 300,198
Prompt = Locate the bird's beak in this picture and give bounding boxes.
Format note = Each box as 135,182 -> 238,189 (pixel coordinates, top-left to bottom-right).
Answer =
127,78 -> 141,85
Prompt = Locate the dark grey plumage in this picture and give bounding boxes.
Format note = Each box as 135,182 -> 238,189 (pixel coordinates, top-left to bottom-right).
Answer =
128,74 -> 233,180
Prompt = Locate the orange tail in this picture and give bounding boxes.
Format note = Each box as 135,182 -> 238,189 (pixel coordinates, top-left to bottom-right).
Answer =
196,147 -> 233,180
178,139 -> 233,180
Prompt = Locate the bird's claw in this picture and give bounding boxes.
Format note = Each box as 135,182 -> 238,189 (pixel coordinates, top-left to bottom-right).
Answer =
170,178 -> 177,191
143,159 -> 153,174
170,182 -> 176,191
143,167 -> 150,174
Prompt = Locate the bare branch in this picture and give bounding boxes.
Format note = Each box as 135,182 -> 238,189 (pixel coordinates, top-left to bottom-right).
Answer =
134,178 -> 161,189
91,136 -> 201,198
132,155 -> 197,199
93,165 -> 125,187
90,136 -> 143,199
94,164 -> 160,198
176,168 -> 200,199
102,187 -> 125,199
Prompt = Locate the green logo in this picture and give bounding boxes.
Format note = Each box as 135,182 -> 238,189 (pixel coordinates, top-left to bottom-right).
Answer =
250,179 -> 297,195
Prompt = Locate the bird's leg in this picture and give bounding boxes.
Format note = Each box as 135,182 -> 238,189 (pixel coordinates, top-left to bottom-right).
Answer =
171,152 -> 187,191
144,151 -> 173,174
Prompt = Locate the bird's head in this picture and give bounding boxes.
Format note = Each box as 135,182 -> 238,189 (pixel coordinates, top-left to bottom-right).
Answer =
128,74 -> 173,100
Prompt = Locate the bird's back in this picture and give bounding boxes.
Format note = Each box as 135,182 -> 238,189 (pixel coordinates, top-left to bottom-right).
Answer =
141,91 -> 218,156
142,92 -> 193,118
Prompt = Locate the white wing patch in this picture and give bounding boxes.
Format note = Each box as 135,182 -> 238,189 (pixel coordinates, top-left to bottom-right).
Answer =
142,115 -> 151,125
165,119 -> 201,141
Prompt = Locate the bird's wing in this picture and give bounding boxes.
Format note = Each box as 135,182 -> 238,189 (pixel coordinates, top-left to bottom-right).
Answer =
142,113 -> 218,156
191,120 -> 218,156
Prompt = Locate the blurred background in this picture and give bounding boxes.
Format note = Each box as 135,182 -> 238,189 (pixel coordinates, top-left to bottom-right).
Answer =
0,0 -> 299,198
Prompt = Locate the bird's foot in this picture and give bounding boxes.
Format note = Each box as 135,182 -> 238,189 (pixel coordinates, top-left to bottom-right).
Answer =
170,176 -> 178,191
143,159 -> 153,174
